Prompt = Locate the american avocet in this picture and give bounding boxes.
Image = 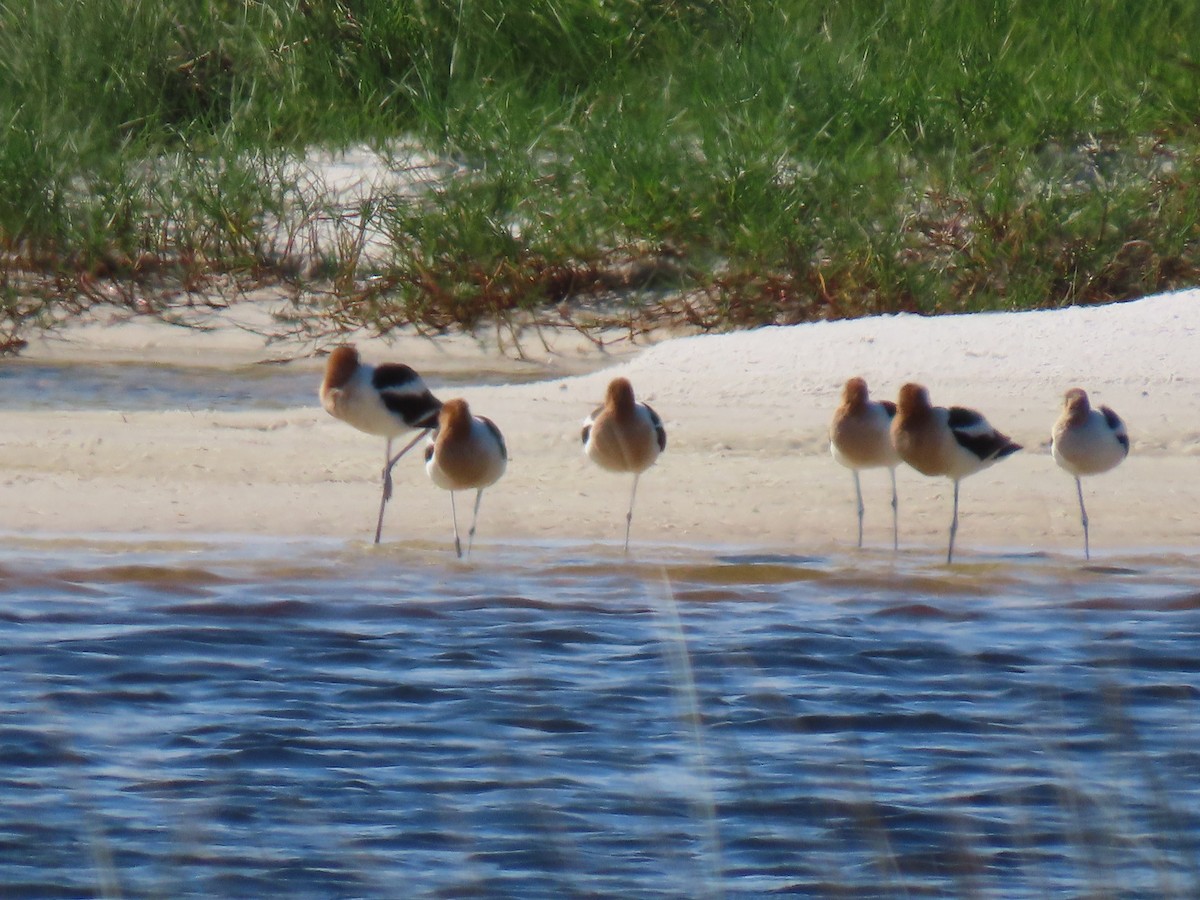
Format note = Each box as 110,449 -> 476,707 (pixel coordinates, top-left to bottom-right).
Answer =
319,345 -> 442,544
1051,388 -> 1129,560
424,399 -> 508,559
830,377 -> 901,550
891,383 -> 1022,563
582,377 -> 667,552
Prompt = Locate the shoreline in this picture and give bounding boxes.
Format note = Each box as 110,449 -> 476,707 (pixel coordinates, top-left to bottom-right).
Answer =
2,289 -> 1199,559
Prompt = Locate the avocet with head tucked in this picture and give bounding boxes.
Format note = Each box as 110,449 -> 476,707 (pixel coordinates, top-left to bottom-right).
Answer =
1051,387 -> 1129,560
582,377 -> 666,552
830,377 -> 901,550
425,398 -> 508,559
891,382 -> 1021,563
319,345 -> 441,543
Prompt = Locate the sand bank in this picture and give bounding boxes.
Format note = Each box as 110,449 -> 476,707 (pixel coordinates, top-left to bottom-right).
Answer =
3,290 -> 1198,558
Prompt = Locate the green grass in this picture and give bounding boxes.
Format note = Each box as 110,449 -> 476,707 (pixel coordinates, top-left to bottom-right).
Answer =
0,0 -> 1198,351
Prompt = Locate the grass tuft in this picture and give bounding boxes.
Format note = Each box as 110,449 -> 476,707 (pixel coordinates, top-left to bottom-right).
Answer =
1,0 -> 1198,352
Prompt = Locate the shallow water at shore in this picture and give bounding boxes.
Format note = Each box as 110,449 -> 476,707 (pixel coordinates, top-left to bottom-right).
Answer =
0,361 -> 318,411
2,536 -> 1199,898
0,361 -> 549,412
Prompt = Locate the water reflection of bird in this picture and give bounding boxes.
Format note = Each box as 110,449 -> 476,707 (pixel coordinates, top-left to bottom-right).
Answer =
582,377 -> 667,552
830,377 -> 901,550
1051,388 -> 1129,560
891,382 -> 1021,563
319,345 -> 442,543
425,399 -> 508,559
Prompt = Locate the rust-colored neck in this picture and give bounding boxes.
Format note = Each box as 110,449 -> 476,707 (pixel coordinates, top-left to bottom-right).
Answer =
322,345 -> 360,391
606,377 -> 637,414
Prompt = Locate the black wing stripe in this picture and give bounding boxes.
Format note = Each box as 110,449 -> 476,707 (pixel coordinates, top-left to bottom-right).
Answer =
955,430 -> 1022,462
372,363 -> 424,391
1101,405 -> 1130,453
481,416 -> 508,460
381,391 -> 442,428
645,404 -> 667,452
992,441 -> 1022,460
953,431 -> 1000,461
581,424 -> 591,445
947,407 -> 985,429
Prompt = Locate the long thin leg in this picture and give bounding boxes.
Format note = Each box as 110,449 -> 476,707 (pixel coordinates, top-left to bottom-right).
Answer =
384,430 -> 429,485
450,491 -> 462,559
890,467 -> 899,552
947,479 -> 960,564
466,488 -> 485,558
373,429 -> 431,545
1076,476 -> 1090,561
852,470 -> 864,549
374,438 -> 393,545
624,473 -> 641,553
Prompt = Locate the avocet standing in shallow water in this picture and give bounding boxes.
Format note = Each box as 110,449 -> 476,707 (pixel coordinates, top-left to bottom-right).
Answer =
1051,387 -> 1129,560
582,377 -> 666,552
830,377 -> 901,550
891,383 -> 1021,564
425,398 -> 508,559
319,345 -> 442,543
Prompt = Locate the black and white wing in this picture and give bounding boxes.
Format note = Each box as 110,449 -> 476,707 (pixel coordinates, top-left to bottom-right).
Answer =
374,363 -> 442,429
643,403 -> 667,453
947,406 -> 1020,462
1100,405 -> 1130,454
581,404 -> 603,446
481,415 -> 508,461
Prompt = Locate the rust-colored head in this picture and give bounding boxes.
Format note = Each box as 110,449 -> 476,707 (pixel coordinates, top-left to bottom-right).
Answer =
840,377 -> 870,408
896,382 -> 932,416
437,398 -> 473,436
322,345 -> 361,391
1063,387 -> 1091,413
605,377 -> 637,412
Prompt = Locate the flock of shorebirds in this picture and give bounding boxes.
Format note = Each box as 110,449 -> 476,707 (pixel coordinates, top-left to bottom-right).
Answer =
319,345 -> 1129,563
319,345 -> 664,558
831,377 -> 1129,563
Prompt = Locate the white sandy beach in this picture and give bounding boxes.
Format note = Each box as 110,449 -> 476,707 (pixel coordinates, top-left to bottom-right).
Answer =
3,289 -> 1199,558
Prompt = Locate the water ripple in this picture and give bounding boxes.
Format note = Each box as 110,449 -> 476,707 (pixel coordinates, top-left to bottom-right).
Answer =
1,537 -> 1199,897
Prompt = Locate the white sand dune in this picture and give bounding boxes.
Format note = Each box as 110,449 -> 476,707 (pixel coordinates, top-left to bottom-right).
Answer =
3,288 -> 1198,557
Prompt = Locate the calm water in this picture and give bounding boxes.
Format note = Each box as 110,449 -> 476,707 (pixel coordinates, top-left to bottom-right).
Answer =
0,361 -> 541,412
2,537 -> 1199,899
